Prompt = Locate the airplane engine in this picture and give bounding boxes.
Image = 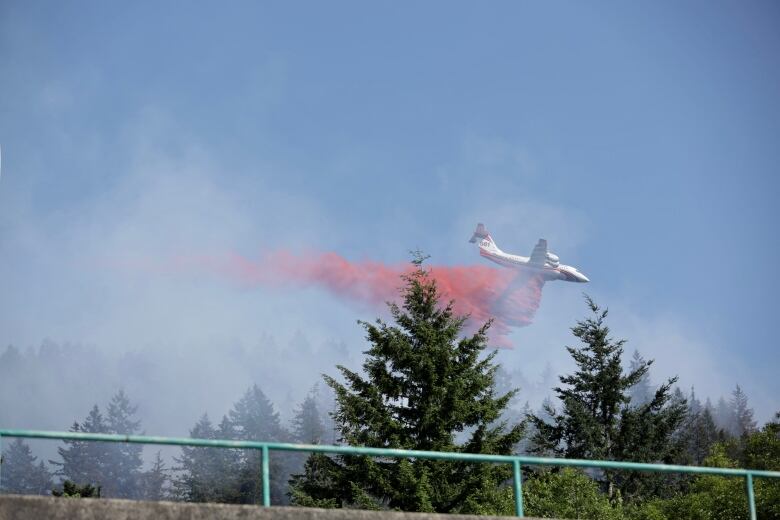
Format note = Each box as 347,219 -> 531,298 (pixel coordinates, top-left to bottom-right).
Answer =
546,252 -> 560,267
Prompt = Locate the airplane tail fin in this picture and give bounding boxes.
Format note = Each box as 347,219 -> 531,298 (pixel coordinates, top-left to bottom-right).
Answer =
469,223 -> 490,243
469,223 -> 500,252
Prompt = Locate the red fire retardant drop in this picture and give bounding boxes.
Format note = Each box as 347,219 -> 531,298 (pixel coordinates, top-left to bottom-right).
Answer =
221,251 -> 544,348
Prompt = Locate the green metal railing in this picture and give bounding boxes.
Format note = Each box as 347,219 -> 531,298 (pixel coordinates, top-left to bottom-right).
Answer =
1,429 -> 778,519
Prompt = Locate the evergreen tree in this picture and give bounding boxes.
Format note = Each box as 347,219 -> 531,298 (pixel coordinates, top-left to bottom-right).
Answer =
103,389 -> 144,498
526,397 -> 557,457
675,394 -> 719,466
690,407 -> 719,465
528,296 -> 687,501
51,391 -> 144,499
730,384 -> 756,437
140,451 -> 169,501
641,414 -> 780,520
493,366 -> 526,430
688,387 -> 702,416
292,386 -> 326,444
514,401 -> 535,455
229,384 -> 285,441
51,405 -> 113,492
228,384 -> 290,504
213,415 -> 242,502
714,396 -> 735,435
0,438 -> 53,495
315,384 -> 340,445
288,386 -> 328,500
627,350 -> 654,407
290,254 -> 523,513
173,414 -> 239,502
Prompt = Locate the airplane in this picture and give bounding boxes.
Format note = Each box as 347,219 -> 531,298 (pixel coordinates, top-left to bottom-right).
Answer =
469,223 -> 589,283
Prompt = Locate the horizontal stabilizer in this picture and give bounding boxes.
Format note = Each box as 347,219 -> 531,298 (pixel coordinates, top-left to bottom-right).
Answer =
469,223 -> 490,243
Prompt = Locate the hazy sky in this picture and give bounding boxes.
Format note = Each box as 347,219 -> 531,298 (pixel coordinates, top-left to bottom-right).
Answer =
1,1 -> 778,428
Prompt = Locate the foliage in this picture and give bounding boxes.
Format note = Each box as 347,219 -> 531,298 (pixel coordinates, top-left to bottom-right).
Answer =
628,416 -> 780,520
730,385 -> 757,437
680,405 -> 721,466
292,386 -> 326,444
529,296 -> 688,501
524,468 -> 624,520
51,405 -> 110,490
714,397 -> 734,435
8,265 -> 777,515
172,414 -> 241,503
627,350 -> 654,408
0,438 -> 53,495
229,384 -> 293,505
140,451 -> 170,501
103,389 -> 144,497
288,386 -> 329,498
48,390 -> 144,499
172,384 -> 297,504
52,480 -> 101,498
290,253 -> 523,513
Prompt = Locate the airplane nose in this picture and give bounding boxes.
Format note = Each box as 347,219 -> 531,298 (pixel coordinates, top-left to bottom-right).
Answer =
578,272 -> 590,283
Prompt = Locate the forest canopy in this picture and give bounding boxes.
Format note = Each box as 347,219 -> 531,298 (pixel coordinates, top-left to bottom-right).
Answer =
1,257 -> 777,519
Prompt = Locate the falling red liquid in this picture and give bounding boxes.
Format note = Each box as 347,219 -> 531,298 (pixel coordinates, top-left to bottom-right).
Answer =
218,250 -> 544,348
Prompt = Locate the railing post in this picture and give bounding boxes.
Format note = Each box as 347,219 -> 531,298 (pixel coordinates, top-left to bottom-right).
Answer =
512,459 -> 524,517
262,444 -> 271,507
745,473 -> 756,520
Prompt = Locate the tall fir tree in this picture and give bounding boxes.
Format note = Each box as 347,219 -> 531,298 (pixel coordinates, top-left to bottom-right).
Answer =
51,405 -> 112,494
1,438 -> 53,495
688,407 -> 719,465
104,389 -> 144,498
50,390 -> 144,498
315,384 -> 340,445
228,384 -> 290,505
688,387 -> 702,416
528,296 -> 687,500
627,350 -> 654,407
173,414 -> 239,503
213,415 -> 243,502
290,254 -> 523,513
730,384 -> 756,437
514,401 -> 535,455
292,386 -> 326,444
714,396 -> 735,435
673,389 -> 720,466
493,366 -> 526,430
289,385 -> 328,497
140,451 -> 170,501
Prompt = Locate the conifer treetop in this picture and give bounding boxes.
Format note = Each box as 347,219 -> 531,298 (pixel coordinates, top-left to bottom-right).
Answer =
293,253 -> 523,513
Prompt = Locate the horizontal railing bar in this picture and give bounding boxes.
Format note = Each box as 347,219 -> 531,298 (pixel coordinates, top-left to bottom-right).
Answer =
2,429 -> 779,479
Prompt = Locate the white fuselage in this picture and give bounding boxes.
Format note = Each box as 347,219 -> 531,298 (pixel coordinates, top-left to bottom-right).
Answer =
478,240 -> 589,283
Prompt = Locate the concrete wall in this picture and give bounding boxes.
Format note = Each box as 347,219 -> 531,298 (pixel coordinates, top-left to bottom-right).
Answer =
0,495 -> 547,520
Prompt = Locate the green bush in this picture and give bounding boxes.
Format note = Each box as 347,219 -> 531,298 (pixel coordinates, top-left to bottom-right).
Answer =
523,469 -> 624,520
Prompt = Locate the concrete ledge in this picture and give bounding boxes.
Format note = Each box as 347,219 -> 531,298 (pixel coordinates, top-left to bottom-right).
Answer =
0,495 -> 546,520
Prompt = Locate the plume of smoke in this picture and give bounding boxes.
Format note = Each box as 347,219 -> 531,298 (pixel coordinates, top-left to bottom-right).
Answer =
205,250 -> 546,347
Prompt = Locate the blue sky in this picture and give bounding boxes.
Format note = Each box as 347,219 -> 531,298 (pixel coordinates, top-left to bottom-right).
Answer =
1,1 -> 778,424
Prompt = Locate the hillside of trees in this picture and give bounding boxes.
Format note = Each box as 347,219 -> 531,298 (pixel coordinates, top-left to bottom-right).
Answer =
1,257 -> 778,519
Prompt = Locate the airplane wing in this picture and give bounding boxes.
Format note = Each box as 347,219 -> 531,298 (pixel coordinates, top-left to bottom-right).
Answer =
528,239 -> 548,266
